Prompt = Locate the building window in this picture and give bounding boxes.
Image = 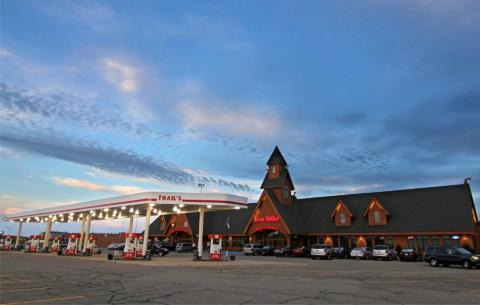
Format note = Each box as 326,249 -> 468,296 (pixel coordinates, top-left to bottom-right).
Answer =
373,211 -> 381,224
349,236 -> 357,248
442,235 -> 451,247
417,236 -> 429,251
272,166 -> 276,174
283,185 -> 289,199
340,213 -> 346,224
431,236 -> 439,246
407,237 -> 416,249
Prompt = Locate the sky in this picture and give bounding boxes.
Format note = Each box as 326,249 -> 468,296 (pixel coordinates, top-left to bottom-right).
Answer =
1,0 -> 479,236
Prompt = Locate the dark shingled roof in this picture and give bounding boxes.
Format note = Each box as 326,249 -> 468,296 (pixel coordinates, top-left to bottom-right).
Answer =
147,215 -> 172,236
293,184 -> 477,234
260,168 -> 294,190
187,205 -> 256,235
267,146 -> 287,165
149,184 -> 476,236
148,205 -> 256,236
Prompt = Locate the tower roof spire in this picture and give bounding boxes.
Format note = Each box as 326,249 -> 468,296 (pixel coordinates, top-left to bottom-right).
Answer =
267,146 -> 287,166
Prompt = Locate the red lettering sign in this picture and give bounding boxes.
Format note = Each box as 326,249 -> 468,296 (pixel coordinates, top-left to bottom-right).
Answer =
254,225 -> 279,232
159,195 -> 182,201
253,215 -> 280,223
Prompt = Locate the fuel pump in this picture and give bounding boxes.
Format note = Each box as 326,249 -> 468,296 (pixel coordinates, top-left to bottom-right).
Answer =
65,234 -> 80,256
27,235 -> 42,253
123,233 -> 141,260
208,234 -> 223,261
135,236 -> 144,257
51,237 -> 61,252
2,235 -> 13,250
86,236 -> 97,254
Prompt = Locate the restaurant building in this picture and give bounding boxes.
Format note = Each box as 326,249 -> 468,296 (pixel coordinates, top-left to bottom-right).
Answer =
149,147 -> 480,252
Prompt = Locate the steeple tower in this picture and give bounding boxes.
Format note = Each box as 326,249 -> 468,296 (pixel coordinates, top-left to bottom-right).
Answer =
261,146 -> 295,205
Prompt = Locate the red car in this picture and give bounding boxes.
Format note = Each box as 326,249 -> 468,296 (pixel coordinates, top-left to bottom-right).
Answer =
293,246 -> 310,257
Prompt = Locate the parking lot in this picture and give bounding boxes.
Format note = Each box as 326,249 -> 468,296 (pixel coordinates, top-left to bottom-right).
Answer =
1,251 -> 479,305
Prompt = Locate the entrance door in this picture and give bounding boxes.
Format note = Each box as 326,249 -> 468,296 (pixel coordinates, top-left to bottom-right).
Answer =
253,230 -> 287,249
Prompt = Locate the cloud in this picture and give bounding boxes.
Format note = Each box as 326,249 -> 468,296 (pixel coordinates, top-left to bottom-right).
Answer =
39,0 -> 116,32
148,14 -> 254,52
180,101 -> 278,137
51,177 -> 106,192
101,58 -> 139,92
176,81 -> 281,138
0,193 -> 47,216
51,177 -> 145,194
0,130 -> 253,193
0,48 -> 12,56
381,88 -> 480,154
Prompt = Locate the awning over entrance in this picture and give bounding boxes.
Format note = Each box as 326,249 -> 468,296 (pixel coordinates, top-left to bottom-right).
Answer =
4,192 -> 248,223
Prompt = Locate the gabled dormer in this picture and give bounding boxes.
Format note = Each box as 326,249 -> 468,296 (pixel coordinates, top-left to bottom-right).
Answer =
330,199 -> 353,226
260,146 -> 295,206
364,197 -> 389,226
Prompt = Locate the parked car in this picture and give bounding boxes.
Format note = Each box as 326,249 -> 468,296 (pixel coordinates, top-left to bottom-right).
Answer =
350,247 -> 373,260
373,245 -> 396,260
175,243 -> 193,253
149,243 -> 169,256
310,244 -> 333,260
398,248 -> 420,262
261,245 -> 275,256
331,247 -> 350,259
243,244 -> 263,256
274,246 -> 294,257
157,242 -> 176,252
293,246 -> 310,257
107,243 -> 124,251
423,246 -> 480,269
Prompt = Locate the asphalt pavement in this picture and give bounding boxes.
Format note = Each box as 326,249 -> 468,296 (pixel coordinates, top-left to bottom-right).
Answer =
1,251 -> 479,304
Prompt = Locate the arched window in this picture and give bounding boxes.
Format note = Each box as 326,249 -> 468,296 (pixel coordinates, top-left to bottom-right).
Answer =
373,211 -> 381,224
282,185 -> 289,199
340,212 -> 346,224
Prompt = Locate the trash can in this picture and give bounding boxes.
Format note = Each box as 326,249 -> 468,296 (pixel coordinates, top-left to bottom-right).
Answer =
229,255 -> 236,261
192,250 -> 200,261
107,253 -> 113,260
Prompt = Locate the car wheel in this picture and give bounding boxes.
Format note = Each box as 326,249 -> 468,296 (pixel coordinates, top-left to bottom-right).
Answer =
311,256 -> 316,260
463,260 -> 472,269
327,255 -> 331,260
430,258 -> 438,267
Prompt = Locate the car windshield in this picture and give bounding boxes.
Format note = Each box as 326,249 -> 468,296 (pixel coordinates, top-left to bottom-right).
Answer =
353,247 -> 366,251
455,248 -> 471,255
311,244 -> 326,249
402,249 -> 414,252
374,245 -> 387,250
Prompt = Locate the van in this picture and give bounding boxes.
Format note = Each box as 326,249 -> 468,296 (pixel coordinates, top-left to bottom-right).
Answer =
423,246 -> 479,269
243,244 -> 262,256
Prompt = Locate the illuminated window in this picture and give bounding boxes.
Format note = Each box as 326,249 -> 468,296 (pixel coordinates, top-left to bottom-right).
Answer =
373,211 -> 381,224
272,166 -> 276,174
340,212 -> 346,224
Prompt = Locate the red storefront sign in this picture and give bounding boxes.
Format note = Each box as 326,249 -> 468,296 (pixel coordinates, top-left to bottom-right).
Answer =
253,215 -> 280,223
254,225 -> 279,232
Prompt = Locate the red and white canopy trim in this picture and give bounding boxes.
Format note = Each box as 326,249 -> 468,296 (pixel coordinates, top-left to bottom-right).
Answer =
4,192 -> 248,223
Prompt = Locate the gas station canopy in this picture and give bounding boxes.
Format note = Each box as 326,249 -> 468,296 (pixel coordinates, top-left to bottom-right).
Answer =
4,192 -> 248,223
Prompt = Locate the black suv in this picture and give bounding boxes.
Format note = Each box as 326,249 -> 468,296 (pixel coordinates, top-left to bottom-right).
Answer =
423,246 -> 480,269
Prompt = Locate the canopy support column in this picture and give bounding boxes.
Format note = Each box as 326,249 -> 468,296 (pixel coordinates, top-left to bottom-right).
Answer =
128,214 -> 134,234
15,221 -> 23,249
79,216 -> 86,250
142,204 -> 152,257
43,218 -> 53,251
198,207 -> 205,258
82,214 -> 91,254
